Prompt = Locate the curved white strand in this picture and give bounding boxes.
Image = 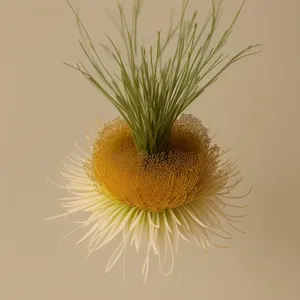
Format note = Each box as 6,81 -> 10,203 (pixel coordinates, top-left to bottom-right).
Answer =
161,216 -> 175,276
47,177 -> 69,190
168,209 -> 181,226
61,173 -> 90,184
64,184 -> 95,192
148,212 -> 158,255
62,163 -> 86,176
147,211 -> 159,228
174,208 -> 190,231
105,241 -> 125,273
182,205 -> 209,229
58,194 -> 98,201
88,226 -> 105,250
157,220 -> 166,274
76,221 -> 102,245
64,202 -> 100,214
151,213 -> 160,255
60,224 -> 85,243
121,226 -> 132,279
66,155 -> 84,167
71,152 -> 87,164
89,231 -> 106,253
134,212 -> 146,253
163,210 -> 172,233
142,246 -> 151,283
169,210 -> 180,252
63,160 -> 85,171
129,209 -> 144,232
74,142 -> 90,158
227,220 -> 246,234
46,213 -> 67,221
178,229 -> 189,241
61,198 -> 99,208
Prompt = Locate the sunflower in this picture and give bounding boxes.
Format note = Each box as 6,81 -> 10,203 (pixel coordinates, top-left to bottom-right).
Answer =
49,0 -> 260,281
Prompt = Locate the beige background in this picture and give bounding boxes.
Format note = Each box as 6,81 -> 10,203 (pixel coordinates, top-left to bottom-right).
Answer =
1,0 -> 300,299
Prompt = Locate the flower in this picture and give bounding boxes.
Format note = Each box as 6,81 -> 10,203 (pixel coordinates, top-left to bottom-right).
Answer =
49,114 -> 249,280
49,0 -> 259,281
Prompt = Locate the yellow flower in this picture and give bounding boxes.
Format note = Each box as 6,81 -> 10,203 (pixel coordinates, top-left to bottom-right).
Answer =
49,0 -> 259,281
49,114 -> 248,280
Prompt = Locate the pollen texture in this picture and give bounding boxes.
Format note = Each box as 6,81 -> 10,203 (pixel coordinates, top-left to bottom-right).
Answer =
85,114 -> 229,212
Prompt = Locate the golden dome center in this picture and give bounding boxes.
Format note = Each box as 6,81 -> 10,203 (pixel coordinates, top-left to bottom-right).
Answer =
85,115 -> 224,212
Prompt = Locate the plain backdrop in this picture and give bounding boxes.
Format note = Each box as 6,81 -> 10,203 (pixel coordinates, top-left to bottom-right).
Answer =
1,0 -> 300,299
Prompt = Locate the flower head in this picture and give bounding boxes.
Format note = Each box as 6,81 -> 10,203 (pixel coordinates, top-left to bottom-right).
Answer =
87,115 -> 230,212
51,114 -> 248,280
49,0 -> 259,281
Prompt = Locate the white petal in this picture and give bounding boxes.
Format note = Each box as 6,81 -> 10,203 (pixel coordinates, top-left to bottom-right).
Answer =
105,241 -> 124,273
